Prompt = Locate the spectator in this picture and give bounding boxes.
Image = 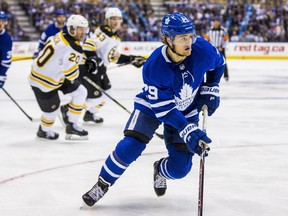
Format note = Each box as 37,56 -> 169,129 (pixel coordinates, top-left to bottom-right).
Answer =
33,9 -> 67,58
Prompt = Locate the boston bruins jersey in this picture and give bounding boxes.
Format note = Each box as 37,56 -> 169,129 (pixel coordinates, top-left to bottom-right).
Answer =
29,31 -> 85,92
83,25 -> 121,66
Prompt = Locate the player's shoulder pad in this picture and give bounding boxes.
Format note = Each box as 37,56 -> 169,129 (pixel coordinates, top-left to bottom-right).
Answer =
143,46 -> 173,87
193,37 -> 219,59
100,25 -> 115,38
46,23 -> 56,31
1,30 -> 13,48
62,31 -> 83,53
83,39 -> 97,52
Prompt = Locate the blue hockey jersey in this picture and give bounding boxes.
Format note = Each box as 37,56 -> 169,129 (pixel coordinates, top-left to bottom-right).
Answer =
134,37 -> 225,131
0,29 -> 12,77
37,22 -> 67,51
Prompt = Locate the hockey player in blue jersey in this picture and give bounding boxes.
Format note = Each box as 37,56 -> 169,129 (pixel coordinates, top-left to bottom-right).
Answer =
82,12 -> 225,206
0,11 -> 12,89
33,9 -> 67,58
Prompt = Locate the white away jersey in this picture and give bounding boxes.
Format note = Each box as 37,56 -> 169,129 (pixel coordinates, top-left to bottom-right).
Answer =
29,31 -> 85,92
83,25 -> 121,66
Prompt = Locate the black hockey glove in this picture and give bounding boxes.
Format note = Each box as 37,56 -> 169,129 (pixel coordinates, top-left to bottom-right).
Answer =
130,55 -> 146,68
197,82 -> 220,116
85,56 -> 104,75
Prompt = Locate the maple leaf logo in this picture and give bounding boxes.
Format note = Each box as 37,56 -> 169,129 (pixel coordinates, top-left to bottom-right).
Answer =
175,84 -> 198,111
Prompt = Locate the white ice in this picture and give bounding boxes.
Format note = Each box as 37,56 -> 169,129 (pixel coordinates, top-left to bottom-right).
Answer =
0,59 -> 288,216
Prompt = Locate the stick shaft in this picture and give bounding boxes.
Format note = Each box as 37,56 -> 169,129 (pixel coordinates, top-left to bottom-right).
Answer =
2,88 -> 33,121
197,105 -> 208,216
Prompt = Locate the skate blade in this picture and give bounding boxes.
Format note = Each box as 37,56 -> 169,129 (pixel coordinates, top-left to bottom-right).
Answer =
36,136 -> 58,141
65,134 -> 88,140
83,121 -> 103,126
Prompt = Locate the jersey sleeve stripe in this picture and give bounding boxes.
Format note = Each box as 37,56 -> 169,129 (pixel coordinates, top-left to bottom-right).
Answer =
134,97 -> 151,109
155,108 -> 175,118
150,99 -> 175,108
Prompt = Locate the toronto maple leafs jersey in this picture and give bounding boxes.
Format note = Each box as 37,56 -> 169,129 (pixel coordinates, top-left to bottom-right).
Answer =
134,37 -> 225,131
83,25 -> 121,66
0,29 -> 12,77
29,31 -> 84,93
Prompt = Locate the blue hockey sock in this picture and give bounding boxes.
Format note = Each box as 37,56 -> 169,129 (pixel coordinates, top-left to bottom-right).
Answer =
159,145 -> 193,180
99,136 -> 146,185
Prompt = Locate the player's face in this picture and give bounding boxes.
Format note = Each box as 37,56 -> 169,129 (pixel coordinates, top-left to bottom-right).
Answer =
108,16 -> 122,31
172,34 -> 193,56
0,19 -> 6,31
74,26 -> 87,41
56,15 -> 66,26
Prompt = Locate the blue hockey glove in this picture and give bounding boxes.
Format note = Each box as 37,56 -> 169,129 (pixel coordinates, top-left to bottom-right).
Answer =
179,124 -> 212,156
0,75 -> 7,88
85,56 -> 103,74
198,82 -> 220,116
33,50 -> 39,59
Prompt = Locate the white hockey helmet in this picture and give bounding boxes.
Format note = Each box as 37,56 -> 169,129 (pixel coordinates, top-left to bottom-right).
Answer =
105,7 -> 122,20
67,14 -> 88,36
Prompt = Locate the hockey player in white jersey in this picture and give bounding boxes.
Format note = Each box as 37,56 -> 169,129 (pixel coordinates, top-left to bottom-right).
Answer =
78,7 -> 146,124
29,14 -> 98,140
82,12 -> 225,206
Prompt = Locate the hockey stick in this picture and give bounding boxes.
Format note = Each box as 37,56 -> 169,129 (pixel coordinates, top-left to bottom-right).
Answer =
83,76 -> 164,139
12,56 -> 33,62
197,105 -> 208,216
107,62 -> 132,70
107,56 -> 148,71
2,88 -> 39,122
83,76 -> 131,115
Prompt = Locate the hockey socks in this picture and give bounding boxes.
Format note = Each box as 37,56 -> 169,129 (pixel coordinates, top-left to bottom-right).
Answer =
99,136 -> 146,185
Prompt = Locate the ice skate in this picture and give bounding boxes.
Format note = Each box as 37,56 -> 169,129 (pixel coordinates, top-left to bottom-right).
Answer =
82,178 -> 109,206
60,104 -> 69,125
153,159 -> 167,196
83,110 -> 104,124
37,125 -> 59,140
65,123 -> 88,140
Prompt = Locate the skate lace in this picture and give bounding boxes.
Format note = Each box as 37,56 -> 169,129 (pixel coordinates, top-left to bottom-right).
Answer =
72,123 -> 85,132
47,130 -> 57,138
94,116 -> 102,121
88,185 -> 105,202
154,175 -> 167,188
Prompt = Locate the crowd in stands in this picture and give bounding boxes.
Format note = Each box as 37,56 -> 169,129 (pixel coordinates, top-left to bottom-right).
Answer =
166,0 -> 288,42
1,0 -> 288,42
0,1 -> 29,41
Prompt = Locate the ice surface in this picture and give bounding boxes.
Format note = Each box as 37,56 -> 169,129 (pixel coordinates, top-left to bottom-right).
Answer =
0,59 -> 287,216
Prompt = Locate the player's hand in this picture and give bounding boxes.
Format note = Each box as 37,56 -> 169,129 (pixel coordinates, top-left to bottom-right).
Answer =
197,82 -> 220,116
0,75 -> 7,89
217,47 -> 223,52
179,123 -> 211,156
85,56 -> 103,74
130,55 -> 146,68
33,50 -> 39,59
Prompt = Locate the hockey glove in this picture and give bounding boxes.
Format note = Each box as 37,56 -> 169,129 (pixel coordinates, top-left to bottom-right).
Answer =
130,55 -> 146,68
0,75 -> 7,88
32,50 -> 39,59
85,56 -> 103,75
197,82 -> 220,116
179,123 -> 211,156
